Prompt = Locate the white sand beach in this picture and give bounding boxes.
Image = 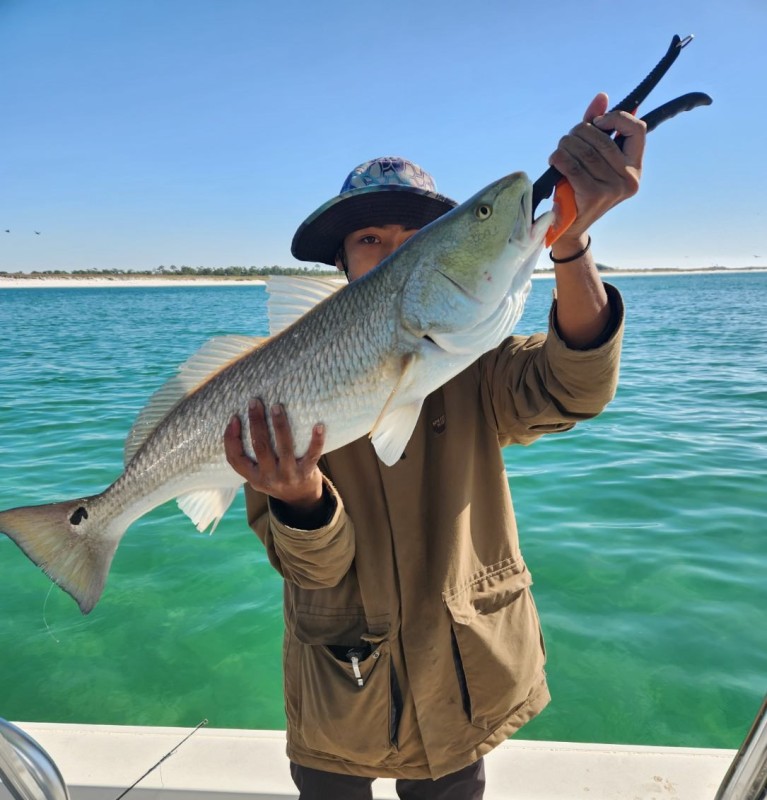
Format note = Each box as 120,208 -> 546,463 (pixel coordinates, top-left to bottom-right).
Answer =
0,269 -> 765,289
0,276 -> 269,289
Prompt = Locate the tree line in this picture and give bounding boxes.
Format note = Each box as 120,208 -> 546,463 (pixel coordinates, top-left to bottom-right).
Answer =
1,265 -> 338,278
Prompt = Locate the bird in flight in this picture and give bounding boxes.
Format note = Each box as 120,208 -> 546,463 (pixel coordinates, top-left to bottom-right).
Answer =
34,231 -> 41,235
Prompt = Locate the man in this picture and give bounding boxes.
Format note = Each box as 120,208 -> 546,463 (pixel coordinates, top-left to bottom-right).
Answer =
224,93 -> 645,799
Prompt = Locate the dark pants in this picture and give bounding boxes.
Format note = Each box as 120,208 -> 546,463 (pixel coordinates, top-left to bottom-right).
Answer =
290,758 -> 485,800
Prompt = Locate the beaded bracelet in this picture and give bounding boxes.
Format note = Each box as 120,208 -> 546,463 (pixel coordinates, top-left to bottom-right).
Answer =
549,235 -> 592,264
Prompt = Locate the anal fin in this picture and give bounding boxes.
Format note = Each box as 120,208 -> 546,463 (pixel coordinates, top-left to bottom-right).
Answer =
177,487 -> 239,533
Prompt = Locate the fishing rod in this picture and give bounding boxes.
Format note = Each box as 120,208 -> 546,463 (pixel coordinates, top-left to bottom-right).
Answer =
113,719 -> 209,800
0,716 -> 208,800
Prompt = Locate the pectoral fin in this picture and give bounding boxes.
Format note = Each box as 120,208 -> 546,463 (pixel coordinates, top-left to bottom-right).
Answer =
369,353 -> 423,466
370,401 -> 424,466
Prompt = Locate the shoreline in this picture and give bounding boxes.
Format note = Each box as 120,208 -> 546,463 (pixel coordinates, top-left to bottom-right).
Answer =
1,268 -> 766,289
0,276 -> 269,289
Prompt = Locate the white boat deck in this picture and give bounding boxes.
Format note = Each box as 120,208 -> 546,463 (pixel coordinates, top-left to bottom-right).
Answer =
0,722 -> 736,799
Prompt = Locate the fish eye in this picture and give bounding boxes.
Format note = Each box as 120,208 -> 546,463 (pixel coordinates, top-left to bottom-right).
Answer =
475,204 -> 492,220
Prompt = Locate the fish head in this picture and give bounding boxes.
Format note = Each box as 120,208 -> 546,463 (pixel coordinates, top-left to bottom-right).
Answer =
399,171 -> 554,340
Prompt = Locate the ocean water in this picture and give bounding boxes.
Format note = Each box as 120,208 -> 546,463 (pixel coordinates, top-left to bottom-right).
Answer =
0,273 -> 764,749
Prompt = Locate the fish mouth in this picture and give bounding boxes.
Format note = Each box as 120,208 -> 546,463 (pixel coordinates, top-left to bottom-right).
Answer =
510,190 -> 531,243
509,185 -> 554,247
530,207 -> 555,244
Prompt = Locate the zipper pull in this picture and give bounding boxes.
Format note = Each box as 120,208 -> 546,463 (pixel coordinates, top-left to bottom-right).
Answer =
350,655 -> 364,687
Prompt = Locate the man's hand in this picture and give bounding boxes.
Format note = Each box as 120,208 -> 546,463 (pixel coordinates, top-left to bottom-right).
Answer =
545,93 -> 646,348
548,92 -> 646,252
224,400 -> 326,514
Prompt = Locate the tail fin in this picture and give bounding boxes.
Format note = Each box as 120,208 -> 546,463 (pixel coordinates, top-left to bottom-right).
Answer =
0,497 -> 121,614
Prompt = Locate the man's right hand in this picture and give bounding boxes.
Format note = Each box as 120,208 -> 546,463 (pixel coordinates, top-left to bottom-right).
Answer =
224,400 -> 326,518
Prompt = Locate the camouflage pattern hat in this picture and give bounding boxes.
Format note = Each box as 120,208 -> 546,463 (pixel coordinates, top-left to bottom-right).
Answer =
291,156 -> 458,266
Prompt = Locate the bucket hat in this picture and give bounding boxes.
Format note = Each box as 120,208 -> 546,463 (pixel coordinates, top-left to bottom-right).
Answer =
291,156 -> 458,265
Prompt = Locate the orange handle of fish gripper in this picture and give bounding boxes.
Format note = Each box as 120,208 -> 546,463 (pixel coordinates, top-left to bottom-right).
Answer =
544,179 -> 577,248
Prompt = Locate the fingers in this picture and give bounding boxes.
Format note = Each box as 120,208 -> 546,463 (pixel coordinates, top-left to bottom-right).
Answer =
581,93 -> 646,170
250,400 -> 277,475
267,403 -> 324,473
304,422 -> 326,467
594,110 -> 647,171
224,413 -> 259,483
553,117 -> 642,191
551,101 -> 646,182
582,92 -> 609,123
270,403 -> 297,465
223,400 -> 326,505
547,100 -> 646,240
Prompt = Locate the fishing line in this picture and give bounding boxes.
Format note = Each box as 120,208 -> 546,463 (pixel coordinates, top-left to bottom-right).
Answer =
113,718 -> 208,800
42,584 -> 61,644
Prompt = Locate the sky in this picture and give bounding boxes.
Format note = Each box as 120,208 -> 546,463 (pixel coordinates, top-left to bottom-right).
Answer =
0,0 -> 764,273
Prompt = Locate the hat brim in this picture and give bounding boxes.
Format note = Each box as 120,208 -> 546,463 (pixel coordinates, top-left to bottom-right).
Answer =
291,185 -> 458,266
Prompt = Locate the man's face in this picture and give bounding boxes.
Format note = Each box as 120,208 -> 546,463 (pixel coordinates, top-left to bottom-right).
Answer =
337,224 -> 420,282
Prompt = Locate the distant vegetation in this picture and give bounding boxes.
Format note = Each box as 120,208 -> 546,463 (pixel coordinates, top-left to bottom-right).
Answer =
0,263 -> 642,278
2,264 -> 765,280
0,265 -> 338,279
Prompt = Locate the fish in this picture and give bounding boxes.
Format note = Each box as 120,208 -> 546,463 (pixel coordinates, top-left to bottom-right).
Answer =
0,171 -> 554,614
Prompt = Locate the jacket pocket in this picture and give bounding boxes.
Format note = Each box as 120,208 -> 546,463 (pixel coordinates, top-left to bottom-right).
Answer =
286,608 -> 398,763
443,557 -> 546,730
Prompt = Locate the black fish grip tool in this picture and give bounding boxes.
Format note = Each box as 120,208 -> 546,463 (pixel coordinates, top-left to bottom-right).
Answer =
533,34 -> 713,246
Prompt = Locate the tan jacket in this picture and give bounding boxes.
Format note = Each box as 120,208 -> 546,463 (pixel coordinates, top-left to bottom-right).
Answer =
245,285 -> 624,779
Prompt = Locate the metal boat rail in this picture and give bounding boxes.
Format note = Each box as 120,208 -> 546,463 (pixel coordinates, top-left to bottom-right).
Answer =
714,695 -> 767,800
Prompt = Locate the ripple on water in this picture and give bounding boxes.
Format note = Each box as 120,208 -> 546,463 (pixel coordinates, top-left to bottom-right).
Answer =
1,277 -> 765,745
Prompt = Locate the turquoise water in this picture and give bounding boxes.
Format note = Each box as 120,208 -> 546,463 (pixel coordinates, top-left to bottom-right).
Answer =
0,274 -> 764,749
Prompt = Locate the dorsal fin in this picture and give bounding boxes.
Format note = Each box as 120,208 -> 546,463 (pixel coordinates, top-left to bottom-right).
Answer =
124,334 -> 264,465
267,275 -> 344,335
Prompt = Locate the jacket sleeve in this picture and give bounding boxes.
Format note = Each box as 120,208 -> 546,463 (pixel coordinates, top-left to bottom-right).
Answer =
480,282 -> 625,446
244,476 -> 355,589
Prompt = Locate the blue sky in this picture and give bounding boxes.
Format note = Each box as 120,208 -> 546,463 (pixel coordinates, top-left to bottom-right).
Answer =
0,0 -> 763,272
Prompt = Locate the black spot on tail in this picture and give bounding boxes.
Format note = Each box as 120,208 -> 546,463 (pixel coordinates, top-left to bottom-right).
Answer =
69,506 -> 89,525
